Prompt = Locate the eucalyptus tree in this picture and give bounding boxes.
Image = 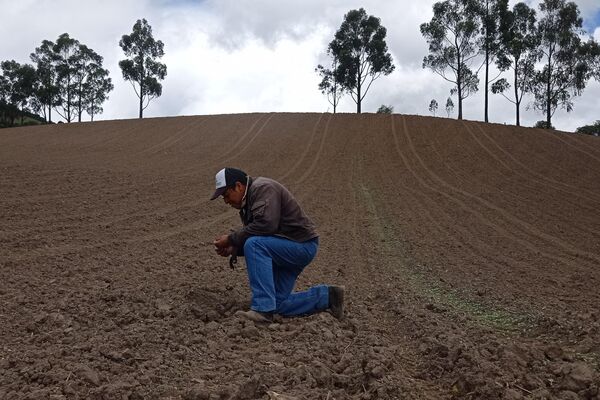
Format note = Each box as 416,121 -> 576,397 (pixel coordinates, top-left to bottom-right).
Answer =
0,74 -> 8,125
446,97 -> 454,117
491,2 -> 539,126
421,0 -> 480,120
72,45 -> 112,122
0,60 -> 37,125
85,67 -> 113,122
32,36 -> 112,123
476,0 -> 509,122
52,33 -> 81,122
328,8 -> 394,114
119,18 -> 167,118
532,0 -> 593,127
30,40 -> 60,123
316,52 -> 343,113
429,99 -> 439,116
580,39 -> 600,83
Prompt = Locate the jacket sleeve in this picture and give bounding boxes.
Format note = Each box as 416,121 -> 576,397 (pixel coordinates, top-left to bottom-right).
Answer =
228,184 -> 281,250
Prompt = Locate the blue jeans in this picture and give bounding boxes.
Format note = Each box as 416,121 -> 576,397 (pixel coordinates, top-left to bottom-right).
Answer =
243,236 -> 328,316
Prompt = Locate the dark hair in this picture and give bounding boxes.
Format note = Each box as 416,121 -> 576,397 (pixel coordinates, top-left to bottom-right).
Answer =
225,168 -> 248,187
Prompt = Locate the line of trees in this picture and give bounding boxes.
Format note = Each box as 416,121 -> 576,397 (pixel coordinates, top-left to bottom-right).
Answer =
429,97 -> 456,118
421,0 -> 600,128
0,33 -> 113,127
1,19 -> 167,127
317,2 -> 599,131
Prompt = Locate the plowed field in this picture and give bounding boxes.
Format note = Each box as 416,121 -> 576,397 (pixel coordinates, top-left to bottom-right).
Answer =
1,113 -> 599,399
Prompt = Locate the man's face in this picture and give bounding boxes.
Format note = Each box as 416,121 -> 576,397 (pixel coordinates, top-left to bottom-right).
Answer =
222,182 -> 245,209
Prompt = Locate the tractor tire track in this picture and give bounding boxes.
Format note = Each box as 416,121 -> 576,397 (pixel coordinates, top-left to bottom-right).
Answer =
450,121 -> 600,240
374,117 -> 539,289
393,115 -> 600,270
470,122 -> 600,205
542,128 -> 600,164
295,114 -> 334,185
278,113 -> 327,183
135,116 -> 208,157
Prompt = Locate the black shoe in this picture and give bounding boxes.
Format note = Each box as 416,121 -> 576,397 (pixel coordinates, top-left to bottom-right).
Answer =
328,285 -> 345,320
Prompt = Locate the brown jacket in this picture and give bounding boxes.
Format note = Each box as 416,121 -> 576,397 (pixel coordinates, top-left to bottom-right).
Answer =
228,177 -> 318,251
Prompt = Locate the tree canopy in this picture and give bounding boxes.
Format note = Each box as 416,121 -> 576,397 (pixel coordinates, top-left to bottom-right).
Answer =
476,0 -> 509,122
376,104 -> 393,114
532,0 -> 592,127
0,60 -> 36,126
575,120 -> 600,136
119,18 -> 167,118
429,99 -> 439,116
28,34 -> 112,124
491,2 -> 539,126
328,8 -> 394,113
316,51 -> 343,114
445,97 -> 455,117
421,0 -> 481,120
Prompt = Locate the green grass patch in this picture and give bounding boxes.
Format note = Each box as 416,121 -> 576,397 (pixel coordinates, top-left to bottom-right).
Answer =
423,284 -> 532,331
357,181 -> 534,332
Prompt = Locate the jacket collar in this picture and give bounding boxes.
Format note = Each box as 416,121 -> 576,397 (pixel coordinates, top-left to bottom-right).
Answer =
240,177 -> 253,217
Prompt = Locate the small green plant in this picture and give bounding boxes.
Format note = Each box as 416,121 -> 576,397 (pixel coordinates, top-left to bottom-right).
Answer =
429,99 -> 438,116
377,104 -> 393,114
575,120 -> 600,136
534,120 -> 554,129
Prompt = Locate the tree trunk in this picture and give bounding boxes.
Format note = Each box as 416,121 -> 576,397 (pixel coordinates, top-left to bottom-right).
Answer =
457,54 -> 463,120
514,68 -> 520,126
77,82 -> 82,122
139,84 -> 143,119
356,75 -> 361,114
333,82 -> 338,114
90,96 -> 95,122
546,56 -> 551,127
139,62 -> 145,119
67,72 -> 71,123
546,88 -> 551,126
484,46 -> 489,123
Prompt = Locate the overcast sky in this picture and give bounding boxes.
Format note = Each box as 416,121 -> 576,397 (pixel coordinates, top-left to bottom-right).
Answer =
1,0 -> 599,132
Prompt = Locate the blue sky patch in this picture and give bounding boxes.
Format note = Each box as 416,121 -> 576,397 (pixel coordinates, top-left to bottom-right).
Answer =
583,10 -> 600,35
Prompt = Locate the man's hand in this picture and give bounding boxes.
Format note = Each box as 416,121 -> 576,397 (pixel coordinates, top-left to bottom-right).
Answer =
214,234 -> 234,257
216,246 -> 236,257
214,234 -> 230,248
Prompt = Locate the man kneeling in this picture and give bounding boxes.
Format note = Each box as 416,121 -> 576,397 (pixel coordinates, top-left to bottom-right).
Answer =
211,167 -> 344,323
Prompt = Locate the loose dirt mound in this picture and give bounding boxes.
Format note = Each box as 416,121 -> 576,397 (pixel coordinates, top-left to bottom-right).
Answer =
1,113 -> 599,399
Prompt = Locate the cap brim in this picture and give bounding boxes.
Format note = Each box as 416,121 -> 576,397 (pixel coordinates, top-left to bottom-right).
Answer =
210,186 -> 227,200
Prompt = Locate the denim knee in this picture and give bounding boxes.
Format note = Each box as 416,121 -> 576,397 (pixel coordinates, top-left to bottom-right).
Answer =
243,236 -> 262,256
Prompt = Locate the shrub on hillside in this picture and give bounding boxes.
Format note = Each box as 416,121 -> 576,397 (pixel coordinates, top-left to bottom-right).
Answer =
575,121 -> 600,136
377,105 -> 393,114
534,120 -> 554,129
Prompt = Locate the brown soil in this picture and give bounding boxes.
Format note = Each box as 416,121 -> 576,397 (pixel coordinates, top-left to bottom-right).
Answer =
1,113 -> 599,400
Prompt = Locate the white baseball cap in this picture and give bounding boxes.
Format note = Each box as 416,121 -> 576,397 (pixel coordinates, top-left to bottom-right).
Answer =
210,167 -> 248,200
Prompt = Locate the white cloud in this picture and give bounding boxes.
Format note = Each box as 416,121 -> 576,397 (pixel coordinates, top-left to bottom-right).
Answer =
0,0 -> 598,131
